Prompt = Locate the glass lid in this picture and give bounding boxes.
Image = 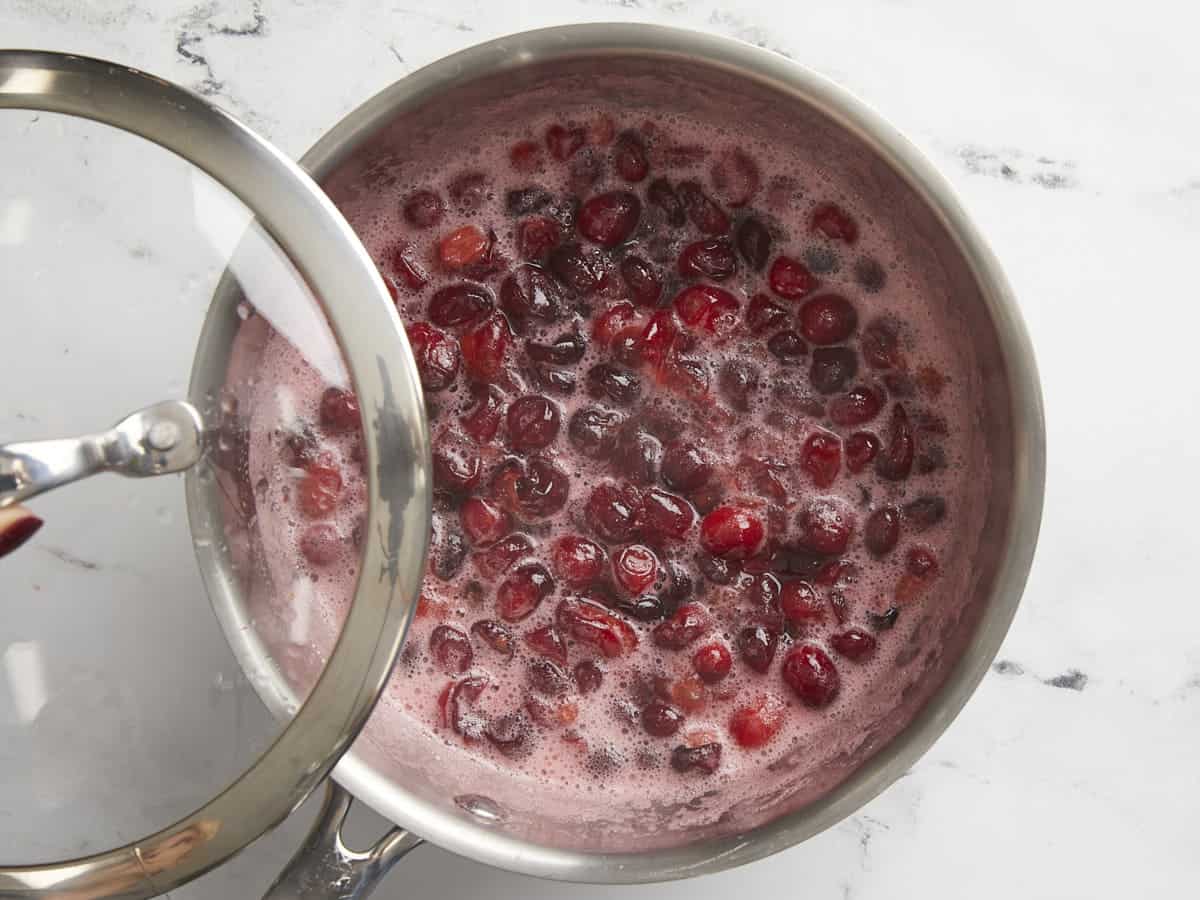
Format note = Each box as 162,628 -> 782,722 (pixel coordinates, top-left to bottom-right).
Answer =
0,51 -> 430,898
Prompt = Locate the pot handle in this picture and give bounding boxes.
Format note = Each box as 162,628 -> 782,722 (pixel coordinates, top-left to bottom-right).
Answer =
263,782 -> 423,900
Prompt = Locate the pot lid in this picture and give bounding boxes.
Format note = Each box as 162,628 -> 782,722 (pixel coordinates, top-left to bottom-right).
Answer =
0,51 -> 430,897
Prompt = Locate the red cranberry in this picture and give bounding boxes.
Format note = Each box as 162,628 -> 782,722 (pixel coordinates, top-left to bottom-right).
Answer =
567,407 -> 625,459
831,627 -> 877,661
574,659 -> 604,693
670,742 -> 721,774
587,482 -> 643,543
587,364 -> 642,406
875,404 -> 915,481
473,533 -> 533,579
639,488 -> 696,540
700,506 -> 766,560
620,255 -> 663,306
525,624 -> 568,666
799,294 -> 858,345
780,580 -> 825,624
505,395 -> 561,451
861,319 -> 902,369
738,625 -> 779,673
496,562 -> 555,622
460,383 -> 505,443
460,497 -> 510,546
768,256 -> 818,300
471,619 -> 515,657
319,387 -> 360,433
578,191 -> 641,247
460,313 -> 512,380
830,386 -> 883,426
611,426 -> 660,485
433,443 -> 481,494
429,283 -> 492,328
641,701 -> 683,737
637,310 -> 687,367
782,644 -> 840,707
438,225 -> 489,270
593,302 -> 643,347
549,242 -> 606,295
392,247 -> 429,292
299,523 -> 342,566
904,495 -> 947,530
614,544 -> 658,594
448,171 -> 488,210
484,711 -> 532,756
735,218 -> 772,270
406,322 -> 460,392
673,284 -> 739,334
864,506 -> 901,557
553,535 -> 606,586
662,442 -> 713,493
510,139 -> 542,172
746,293 -> 787,334
403,189 -> 445,229
555,597 -> 639,657
517,216 -> 562,261
647,177 -> 686,226
677,180 -> 730,234
801,431 -> 841,488
677,239 -> 737,281
907,546 -> 940,578
545,123 -> 585,160
796,499 -> 855,555
729,695 -> 784,748
439,674 -> 489,737
614,131 -> 649,182
693,643 -> 732,683
298,464 -> 342,518
809,346 -> 858,394
653,602 -> 709,650
429,625 -> 473,674
845,431 -> 881,473
710,148 -> 760,207
767,329 -> 808,362
810,202 -> 859,243
491,456 -> 570,520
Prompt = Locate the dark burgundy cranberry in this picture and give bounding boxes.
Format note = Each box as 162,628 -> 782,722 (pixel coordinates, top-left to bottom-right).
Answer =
677,180 -> 730,234
485,712 -> 532,757
782,644 -> 841,707
403,189 -> 445,228
586,363 -> 642,406
586,483 -> 643,544
549,242 -> 605,295
810,202 -> 859,243
555,597 -> 639,657
670,742 -> 721,774
517,216 -> 563,262
641,701 -> 683,737
746,293 -> 787,334
767,542 -> 825,579
864,506 -> 901,557
698,551 -> 739,584
433,443 -> 481,493
299,523 -> 341,566
448,171 -> 489,210
867,607 -> 900,631
639,488 -> 696,540
528,657 -> 571,696
319,387 -> 360,432
525,624 -> 568,665
662,442 -> 713,493
460,383 -> 505,443
710,148 -> 760,207
574,659 -> 604,693
568,406 -> 625,459
830,386 -> 884,426
429,283 -> 493,328
861,319 -> 902,370
473,533 -> 534,580
406,322 -> 460,392
717,361 -> 760,412
802,245 -> 840,274
429,625 -> 473,673
460,314 -> 512,381
659,559 -> 695,614
699,506 -> 766,560
677,238 -> 737,280
904,495 -> 947,529
692,643 -> 732,683
620,255 -> 663,306
854,257 -> 887,291
614,131 -> 649,182
768,329 -> 808,362
432,528 -> 468,581
653,603 -> 709,650
546,123 -> 586,160
578,191 -> 641,247
796,498 -> 855,555
831,627 -> 877,661
506,187 -> 552,215
875,404 -> 915,481
735,217 -> 772,270
496,562 -> 555,622
614,426 -> 662,485
809,346 -> 858,394
738,625 -> 779,673
527,331 -> 586,365
471,619 -> 515,657
917,445 -> 947,474
614,594 -> 667,621
505,395 -> 561,451
799,294 -> 858,345
768,256 -> 818,300
491,456 -> 570,519
801,431 -> 841,488
647,177 -> 686,226
845,431 -> 881,473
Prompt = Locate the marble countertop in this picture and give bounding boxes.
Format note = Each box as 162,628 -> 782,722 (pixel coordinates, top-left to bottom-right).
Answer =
2,1 -> 1197,898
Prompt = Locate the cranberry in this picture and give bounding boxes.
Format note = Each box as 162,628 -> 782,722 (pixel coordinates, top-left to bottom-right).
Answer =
614,131 -> 649,182
319,387 -> 360,433
662,442 -> 713,493
830,386 -> 884,427
653,602 -> 709,650
710,148 -> 760,207
768,256 -> 818,300
693,643 -> 732,683
506,187 -> 552,216
298,464 -> 342,518
907,497 -> 948,532
471,619 -> 515,657
406,322 -> 460,392
553,535 -> 606,586
460,313 -> 511,380
729,695 -> 784,748
473,533 -> 533,579
567,407 -> 625,459
647,177 -> 686,226
801,431 -> 841,488
504,395 -> 561,451
299,523 -> 342,566
809,346 -> 858,394
515,216 -> 562,262
831,627 -> 877,661
491,456 -> 570,520
619,255 -> 663,306
810,202 -> 859,243
855,256 -> 886,291
673,284 -> 739,334
861,319 -> 902,370
676,180 -> 730,234
782,644 -> 840,707
767,329 -> 808,362
438,225 -> 489,270
548,242 -> 605,295
641,701 -> 684,737
459,383 -> 504,443
864,506 -> 901,557
525,624 -> 568,665
677,238 -> 737,281
448,171 -> 488,210
700,506 -> 766,560
746,293 -> 787,334
697,551 -> 738,584
875,404 -> 915,481
439,674 -> 489,737
510,139 -> 542,172
587,364 -> 642,406
586,482 -> 643,543
391,248 -> 429,292
639,488 -> 695,540
546,123 -> 585,160
485,711 -> 532,756
429,625 -> 473,674
528,657 -> 571,695
609,424 -> 659,484
735,218 -> 772,271
429,283 -> 492,328
502,270 -> 560,326
555,597 -> 638,657
433,443 -> 481,494
460,497 -> 509,546
432,527 -> 468,581
781,581 -> 825,624
845,431 -> 881,473
738,625 -> 779,673
526,332 -> 586,367
867,607 -> 900,631
403,189 -> 445,228
593,301 -> 642,347
799,294 -> 858,345
613,544 -> 658,594
578,191 -> 641,247
637,309 -> 687,367
573,659 -> 604,693
671,742 -> 721,774
496,562 -> 555,622
907,545 -> 940,578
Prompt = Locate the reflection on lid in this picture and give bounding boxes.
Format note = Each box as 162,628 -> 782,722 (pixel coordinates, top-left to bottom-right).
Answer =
4,639 -> 48,723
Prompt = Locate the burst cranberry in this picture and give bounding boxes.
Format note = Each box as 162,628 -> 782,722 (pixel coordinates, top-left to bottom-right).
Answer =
593,301 -> 643,347
545,123 -> 585,160
700,506 -> 766,560
830,386 -> 884,426
567,407 -> 625,459
299,523 -> 342,566
403,189 -> 444,228
587,482 -> 643,543
845,431 -> 881,473
693,643 -> 732,683
528,657 -> 571,696
459,383 -> 504,443
614,544 -> 658,594
527,331 -> 586,365
662,442 -> 713,493
517,216 -> 562,261
429,283 -> 493,328
647,177 -> 686,226
729,695 -> 784,748
496,562 -> 555,622
864,506 -> 901,557
505,395 -> 561,451
578,191 -> 641,247
525,624 -> 568,665
810,202 -> 859,243
907,545 -> 940,578
801,431 -> 841,488
438,225 -> 490,270
553,535 -> 606,586
574,659 -> 604,693
510,139 -> 542,172
555,597 -> 639,657
653,602 -> 709,650
796,499 -> 855,555
491,456 -> 570,520
738,625 -> 779,673
641,701 -> 683,737
673,284 -> 739,334
875,404 -> 915,481
809,346 -> 858,394
677,239 -> 737,281
671,742 -> 721,774
549,242 -> 606,295
473,533 -> 533,579
614,131 -> 649,182
638,310 -> 687,367
780,580 -> 824,624
433,443 -> 481,493
638,488 -> 696,540
587,363 -> 642,406
799,294 -> 858,345
782,644 -> 840,707
471,619 -> 515,657
318,387 -> 360,433
460,497 -> 510,546
768,256 -> 818,300
831,627 -> 877,661
298,464 -> 342,518
406,322 -> 460,392
710,148 -> 760,207
619,255 -> 663,306
429,625 -> 473,674
392,247 -> 429,292
485,712 -> 532,756
439,674 -> 488,737
460,313 -> 511,380
676,180 -> 729,234
745,293 -> 786,334
736,218 -> 772,271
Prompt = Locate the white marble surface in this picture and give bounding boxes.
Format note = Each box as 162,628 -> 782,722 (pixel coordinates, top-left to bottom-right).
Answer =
3,1 -> 1199,898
